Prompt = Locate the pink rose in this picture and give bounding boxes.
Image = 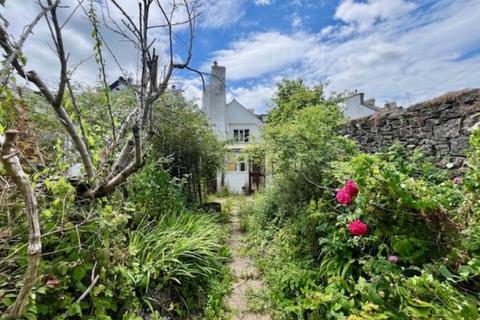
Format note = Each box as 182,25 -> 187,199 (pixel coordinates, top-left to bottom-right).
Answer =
336,188 -> 352,205
388,255 -> 399,263
348,219 -> 368,236
345,179 -> 359,197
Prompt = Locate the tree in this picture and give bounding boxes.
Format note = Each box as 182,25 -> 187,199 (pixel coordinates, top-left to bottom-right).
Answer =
0,0 -> 199,198
267,79 -> 325,126
262,80 -> 356,205
0,1 -> 200,316
150,92 -> 224,203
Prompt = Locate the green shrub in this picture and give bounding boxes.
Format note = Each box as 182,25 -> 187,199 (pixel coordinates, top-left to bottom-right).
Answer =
128,159 -> 186,223
243,113 -> 480,320
243,80 -> 480,318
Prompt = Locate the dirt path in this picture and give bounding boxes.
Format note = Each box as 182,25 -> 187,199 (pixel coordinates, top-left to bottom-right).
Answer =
225,203 -> 270,320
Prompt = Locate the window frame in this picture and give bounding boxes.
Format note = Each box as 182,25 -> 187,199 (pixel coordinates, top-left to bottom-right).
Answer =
232,128 -> 250,143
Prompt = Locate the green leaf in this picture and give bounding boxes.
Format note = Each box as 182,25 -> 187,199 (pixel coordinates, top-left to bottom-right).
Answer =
457,265 -> 472,280
68,303 -> 82,316
72,265 -> 88,282
437,265 -> 454,281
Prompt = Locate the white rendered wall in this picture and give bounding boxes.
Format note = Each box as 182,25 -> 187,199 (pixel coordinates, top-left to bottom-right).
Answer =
216,171 -> 250,194
226,99 -> 263,141
341,94 -> 376,119
202,63 -> 265,194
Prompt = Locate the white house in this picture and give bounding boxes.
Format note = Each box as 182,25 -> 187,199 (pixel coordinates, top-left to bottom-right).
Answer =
202,62 -> 265,194
340,92 -> 379,119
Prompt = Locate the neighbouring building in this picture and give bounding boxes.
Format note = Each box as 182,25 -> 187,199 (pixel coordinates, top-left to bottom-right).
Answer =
340,91 -> 380,119
202,62 -> 265,194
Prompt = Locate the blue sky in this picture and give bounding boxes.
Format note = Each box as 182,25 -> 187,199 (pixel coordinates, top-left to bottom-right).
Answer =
2,0 -> 480,113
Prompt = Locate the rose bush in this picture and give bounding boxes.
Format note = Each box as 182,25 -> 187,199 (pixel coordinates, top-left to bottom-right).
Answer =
244,146 -> 480,319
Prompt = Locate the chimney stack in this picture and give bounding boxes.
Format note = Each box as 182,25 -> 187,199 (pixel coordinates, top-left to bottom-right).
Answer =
364,98 -> 375,108
201,62 -> 227,138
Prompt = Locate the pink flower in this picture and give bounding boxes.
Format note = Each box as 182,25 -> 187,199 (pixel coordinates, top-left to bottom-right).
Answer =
453,177 -> 462,185
336,188 -> 352,205
388,255 -> 399,263
46,277 -> 61,288
348,220 -> 368,236
345,179 -> 359,197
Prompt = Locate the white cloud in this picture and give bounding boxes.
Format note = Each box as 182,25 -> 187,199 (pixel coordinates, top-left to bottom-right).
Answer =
254,0 -> 272,5
205,0 -> 480,110
1,0 -> 206,86
181,77 -> 204,105
199,0 -> 247,28
291,14 -> 303,28
320,25 -> 334,37
206,32 -> 315,80
335,0 -> 416,31
230,84 -> 276,113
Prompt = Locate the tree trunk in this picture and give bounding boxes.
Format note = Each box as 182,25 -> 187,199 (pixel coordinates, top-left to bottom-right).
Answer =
1,129 -> 41,318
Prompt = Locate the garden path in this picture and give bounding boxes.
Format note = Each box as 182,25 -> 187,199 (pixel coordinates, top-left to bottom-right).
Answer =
225,199 -> 270,320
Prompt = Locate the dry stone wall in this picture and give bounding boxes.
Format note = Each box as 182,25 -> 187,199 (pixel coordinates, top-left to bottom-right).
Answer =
341,89 -> 480,168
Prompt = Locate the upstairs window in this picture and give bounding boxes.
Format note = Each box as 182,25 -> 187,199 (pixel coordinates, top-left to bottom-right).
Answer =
233,129 -> 250,142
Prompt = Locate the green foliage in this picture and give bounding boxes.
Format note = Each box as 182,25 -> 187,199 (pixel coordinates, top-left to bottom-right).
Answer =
1,161 -> 230,319
151,93 -> 224,203
202,265 -> 234,320
0,88 -> 230,319
261,81 -> 356,219
128,159 -> 186,221
239,82 -> 480,319
466,128 -> 480,192
268,79 -> 326,125
122,211 -> 228,316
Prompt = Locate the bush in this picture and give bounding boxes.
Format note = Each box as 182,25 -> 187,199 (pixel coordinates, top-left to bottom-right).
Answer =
244,151 -> 480,318
0,160 -> 230,319
241,80 -> 480,319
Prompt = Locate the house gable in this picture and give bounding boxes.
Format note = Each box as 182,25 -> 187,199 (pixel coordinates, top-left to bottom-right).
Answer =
226,99 -> 263,126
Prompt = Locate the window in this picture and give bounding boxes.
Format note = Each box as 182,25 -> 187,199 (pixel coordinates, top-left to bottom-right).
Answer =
233,129 -> 250,142
239,161 -> 246,172
226,162 -> 236,172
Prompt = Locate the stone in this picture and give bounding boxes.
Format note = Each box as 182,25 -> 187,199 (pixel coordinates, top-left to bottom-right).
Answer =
434,143 -> 450,155
339,89 -> 480,166
434,118 -> 461,138
450,136 -> 470,156
463,113 -> 480,133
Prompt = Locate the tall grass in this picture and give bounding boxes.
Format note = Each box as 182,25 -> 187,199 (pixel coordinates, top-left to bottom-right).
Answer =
125,212 -> 227,316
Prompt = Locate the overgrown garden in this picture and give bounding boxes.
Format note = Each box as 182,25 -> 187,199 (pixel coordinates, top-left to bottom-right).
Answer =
241,80 -> 480,319
1,87 -> 232,319
1,1 -> 236,318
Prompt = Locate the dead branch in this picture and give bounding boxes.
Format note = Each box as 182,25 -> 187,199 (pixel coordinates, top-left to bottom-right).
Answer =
1,0 -> 200,199
0,0 -> 59,87
0,9 -> 95,182
1,129 -> 41,318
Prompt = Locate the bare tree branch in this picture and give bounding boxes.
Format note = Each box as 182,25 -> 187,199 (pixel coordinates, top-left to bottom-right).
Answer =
87,2 -> 116,141
1,0 -> 200,199
0,0 -> 59,87
1,129 -> 41,318
0,4 -> 95,181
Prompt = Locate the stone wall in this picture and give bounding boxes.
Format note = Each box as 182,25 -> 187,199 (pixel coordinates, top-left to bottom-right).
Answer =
341,89 -> 480,168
